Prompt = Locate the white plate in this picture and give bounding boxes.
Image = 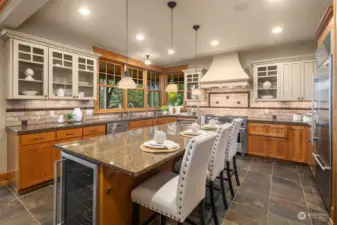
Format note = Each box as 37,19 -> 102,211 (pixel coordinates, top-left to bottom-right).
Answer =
184,130 -> 206,136
144,140 -> 178,149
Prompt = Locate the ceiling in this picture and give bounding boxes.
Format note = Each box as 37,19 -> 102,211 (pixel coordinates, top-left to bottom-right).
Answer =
19,0 -> 331,65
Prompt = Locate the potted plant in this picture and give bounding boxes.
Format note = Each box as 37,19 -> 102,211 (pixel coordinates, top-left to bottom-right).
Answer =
160,105 -> 168,115
64,113 -> 74,124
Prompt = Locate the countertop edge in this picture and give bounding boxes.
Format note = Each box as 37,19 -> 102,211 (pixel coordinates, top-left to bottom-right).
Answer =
247,119 -> 312,126
54,143 -> 185,177
7,114 -> 197,135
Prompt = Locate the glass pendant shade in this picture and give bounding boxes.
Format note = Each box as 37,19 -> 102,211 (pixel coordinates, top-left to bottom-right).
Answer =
165,83 -> 178,92
118,75 -> 136,89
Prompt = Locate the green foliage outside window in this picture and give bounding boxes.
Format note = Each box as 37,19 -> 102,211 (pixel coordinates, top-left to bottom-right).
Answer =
148,91 -> 160,108
167,92 -> 184,106
127,90 -> 144,108
99,87 -> 123,109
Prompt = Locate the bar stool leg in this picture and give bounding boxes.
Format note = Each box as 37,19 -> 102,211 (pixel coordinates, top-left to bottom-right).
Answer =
209,182 -> 219,225
219,171 -> 229,209
226,161 -> 235,198
199,199 -> 206,225
132,203 -> 140,225
160,215 -> 167,225
233,156 -> 240,186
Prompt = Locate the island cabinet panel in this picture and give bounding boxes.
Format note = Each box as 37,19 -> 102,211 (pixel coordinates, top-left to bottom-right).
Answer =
248,123 -> 267,136
56,128 -> 82,140
19,142 -> 53,189
152,118 -> 167,125
166,117 -> 177,123
129,119 -> 153,129
21,132 -> 56,146
289,126 -> 308,163
247,135 -> 267,157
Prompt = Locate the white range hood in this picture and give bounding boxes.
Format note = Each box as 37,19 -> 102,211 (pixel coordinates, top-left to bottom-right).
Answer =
199,52 -> 251,89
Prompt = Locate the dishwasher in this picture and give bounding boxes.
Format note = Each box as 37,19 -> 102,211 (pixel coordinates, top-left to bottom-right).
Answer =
106,122 -> 129,134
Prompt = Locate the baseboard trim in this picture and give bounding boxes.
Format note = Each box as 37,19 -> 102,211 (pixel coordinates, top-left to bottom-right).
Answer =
0,171 -> 9,186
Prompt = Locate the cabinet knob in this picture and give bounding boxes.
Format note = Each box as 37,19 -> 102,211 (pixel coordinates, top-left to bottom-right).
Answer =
298,97 -> 300,100
44,95 -> 47,97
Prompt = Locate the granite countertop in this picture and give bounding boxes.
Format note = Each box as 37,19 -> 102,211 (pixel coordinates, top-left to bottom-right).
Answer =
6,113 -> 197,135
55,123 -> 210,177
247,117 -> 312,126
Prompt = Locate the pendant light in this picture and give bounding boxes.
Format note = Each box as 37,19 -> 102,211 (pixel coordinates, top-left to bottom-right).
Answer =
118,0 -> 136,89
144,55 -> 151,65
165,1 -> 178,93
191,25 -> 202,97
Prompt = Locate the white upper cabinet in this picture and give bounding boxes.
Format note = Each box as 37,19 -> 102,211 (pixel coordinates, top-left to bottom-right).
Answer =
49,49 -> 77,99
253,57 -> 315,101
11,40 -> 49,99
1,29 -> 99,100
76,56 -> 96,100
183,68 -> 206,101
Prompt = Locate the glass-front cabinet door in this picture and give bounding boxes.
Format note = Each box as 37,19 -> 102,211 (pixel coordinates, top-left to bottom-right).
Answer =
77,56 -> 96,100
13,40 -> 48,99
49,49 -> 76,99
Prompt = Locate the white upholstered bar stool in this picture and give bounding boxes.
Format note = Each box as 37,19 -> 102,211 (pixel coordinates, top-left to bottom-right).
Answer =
207,123 -> 232,225
224,118 -> 243,197
131,132 -> 217,225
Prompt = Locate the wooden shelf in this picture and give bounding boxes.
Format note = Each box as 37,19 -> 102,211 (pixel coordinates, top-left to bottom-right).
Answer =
53,82 -> 72,85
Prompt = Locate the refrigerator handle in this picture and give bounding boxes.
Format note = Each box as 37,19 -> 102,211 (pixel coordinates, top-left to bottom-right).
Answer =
312,153 -> 331,171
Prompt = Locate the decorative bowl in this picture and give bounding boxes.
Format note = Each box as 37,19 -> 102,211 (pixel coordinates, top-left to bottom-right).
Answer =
22,90 -> 37,96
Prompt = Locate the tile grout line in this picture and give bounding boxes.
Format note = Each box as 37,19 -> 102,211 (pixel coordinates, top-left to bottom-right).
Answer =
297,165 -> 313,225
0,207 -> 31,224
265,160 -> 274,225
7,185 -> 42,225
223,157 -> 252,220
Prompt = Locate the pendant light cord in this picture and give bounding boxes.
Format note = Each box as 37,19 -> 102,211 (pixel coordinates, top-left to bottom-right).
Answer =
125,0 -> 129,74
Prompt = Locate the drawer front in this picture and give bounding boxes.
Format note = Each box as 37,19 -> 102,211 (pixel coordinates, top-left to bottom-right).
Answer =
153,119 -> 166,125
83,125 -> 106,136
21,132 -> 56,146
266,124 -> 289,138
56,128 -> 83,140
166,117 -> 177,123
247,123 -> 267,136
130,120 -> 153,129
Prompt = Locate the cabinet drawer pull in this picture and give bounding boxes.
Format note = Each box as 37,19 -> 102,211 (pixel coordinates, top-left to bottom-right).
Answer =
34,137 -> 44,141
66,133 -> 74,136
92,129 -> 97,132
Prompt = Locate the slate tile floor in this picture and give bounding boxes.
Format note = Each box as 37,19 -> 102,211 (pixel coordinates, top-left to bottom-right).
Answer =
0,156 -> 329,225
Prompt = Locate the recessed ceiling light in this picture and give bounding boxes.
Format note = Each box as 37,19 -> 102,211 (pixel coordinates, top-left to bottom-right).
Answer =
78,7 -> 90,16
136,34 -> 145,41
211,40 -> 219,47
272,26 -> 283,34
168,48 -> 175,55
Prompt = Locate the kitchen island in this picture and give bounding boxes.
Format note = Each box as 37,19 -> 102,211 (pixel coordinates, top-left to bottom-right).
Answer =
53,123 -> 197,225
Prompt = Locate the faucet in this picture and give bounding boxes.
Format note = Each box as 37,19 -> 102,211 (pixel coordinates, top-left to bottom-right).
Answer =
188,104 -> 200,115
127,103 -> 134,117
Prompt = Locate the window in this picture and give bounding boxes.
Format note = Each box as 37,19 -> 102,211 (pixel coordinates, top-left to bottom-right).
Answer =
148,71 -> 161,108
127,67 -> 145,108
98,61 -> 123,110
167,72 -> 184,106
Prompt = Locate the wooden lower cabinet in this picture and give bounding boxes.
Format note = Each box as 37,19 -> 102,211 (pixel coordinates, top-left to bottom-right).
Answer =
247,123 -> 309,163
267,137 -> 289,160
289,126 -> 308,163
19,142 -> 53,189
247,135 -> 267,157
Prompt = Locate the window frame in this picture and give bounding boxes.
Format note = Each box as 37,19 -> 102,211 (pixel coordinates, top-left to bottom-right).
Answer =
95,59 -> 164,114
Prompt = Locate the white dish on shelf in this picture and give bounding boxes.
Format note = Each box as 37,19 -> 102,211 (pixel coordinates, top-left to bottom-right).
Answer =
21,90 -> 37,96
261,95 -> 274,99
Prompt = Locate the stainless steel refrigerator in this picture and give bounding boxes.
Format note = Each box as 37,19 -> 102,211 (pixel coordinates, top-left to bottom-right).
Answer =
312,30 -> 333,211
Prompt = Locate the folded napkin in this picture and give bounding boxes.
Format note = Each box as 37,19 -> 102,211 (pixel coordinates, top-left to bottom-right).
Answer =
145,140 -> 178,150
161,140 -> 179,150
